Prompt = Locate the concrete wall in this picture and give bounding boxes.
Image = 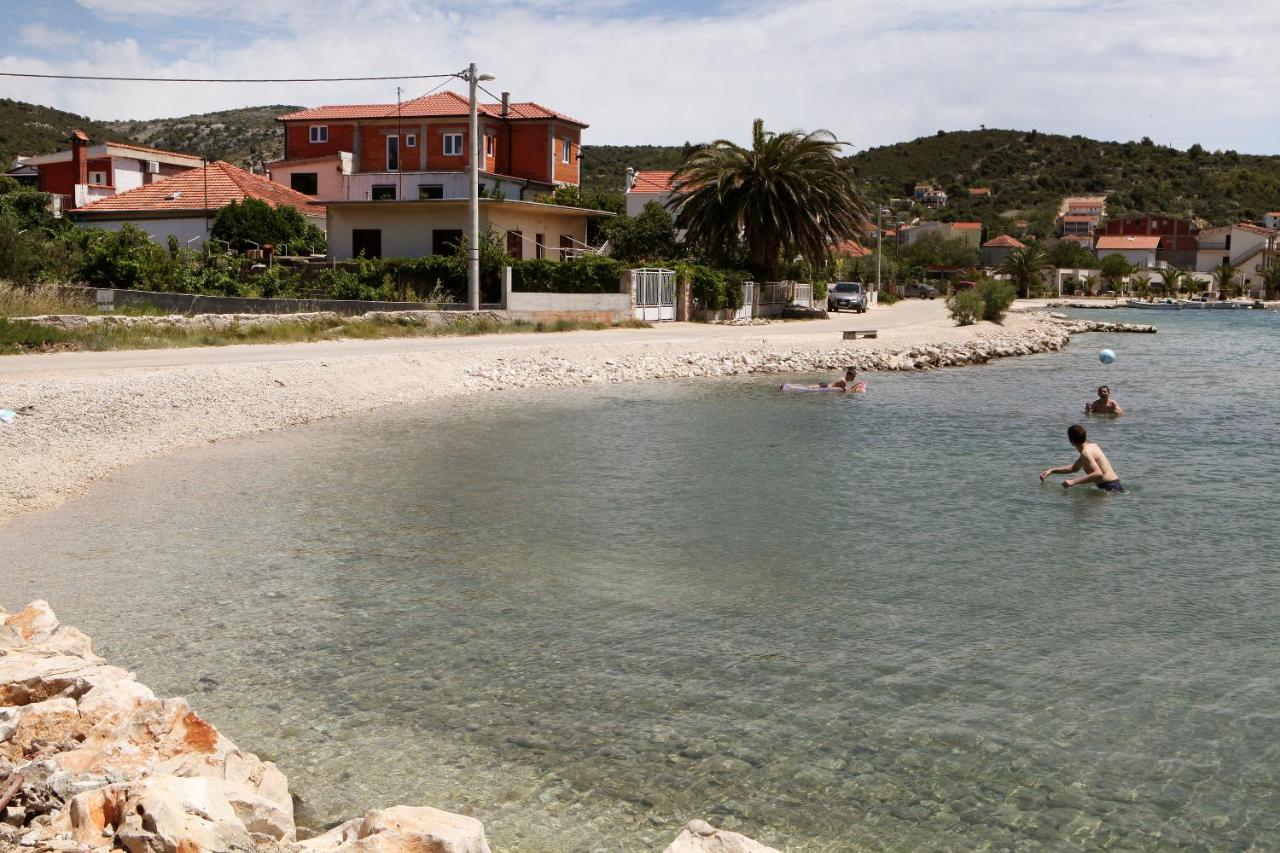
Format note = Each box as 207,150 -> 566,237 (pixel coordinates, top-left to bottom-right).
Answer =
504,291 -> 630,322
269,153 -> 351,201
327,203 -> 591,260
625,191 -> 670,217
83,216 -> 211,245
85,287 -> 472,316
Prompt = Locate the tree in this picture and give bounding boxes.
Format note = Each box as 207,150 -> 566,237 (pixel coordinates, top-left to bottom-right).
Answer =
1261,263 -> 1280,300
1049,240 -> 1096,270
211,198 -> 325,254
997,243 -> 1051,298
1131,273 -> 1151,300
1211,260 -> 1238,299
1160,264 -> 1185,297
604,201 -> 678,263
669,118 -> 869,280
1099,254 -> 1133,290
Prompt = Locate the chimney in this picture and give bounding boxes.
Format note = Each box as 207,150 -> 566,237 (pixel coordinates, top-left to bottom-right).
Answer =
70,129 -> 89,186
500,92 -> 510,117
625,167 -> 635,192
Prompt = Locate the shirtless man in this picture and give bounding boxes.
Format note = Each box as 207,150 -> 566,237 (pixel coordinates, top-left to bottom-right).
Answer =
1039,424 -> 1125,492
1084,385 -> 1124,417
814,367 -> 866,393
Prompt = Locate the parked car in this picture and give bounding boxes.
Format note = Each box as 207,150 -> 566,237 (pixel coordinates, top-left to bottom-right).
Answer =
827,281 -> 868,313
903,282 -> 939,299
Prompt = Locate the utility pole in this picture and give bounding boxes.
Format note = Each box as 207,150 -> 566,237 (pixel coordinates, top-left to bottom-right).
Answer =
466,63 -> 481,310
876,204 -> 883,298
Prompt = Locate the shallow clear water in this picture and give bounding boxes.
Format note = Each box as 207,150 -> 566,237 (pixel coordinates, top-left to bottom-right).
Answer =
4,309 -> 1279,851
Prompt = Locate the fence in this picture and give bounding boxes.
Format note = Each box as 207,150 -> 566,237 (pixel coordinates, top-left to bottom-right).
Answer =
747,280 -> 816,317
631,268 -> 676,322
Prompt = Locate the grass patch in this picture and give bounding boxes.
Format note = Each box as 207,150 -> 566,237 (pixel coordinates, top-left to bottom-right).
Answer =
0,314 -> 652,355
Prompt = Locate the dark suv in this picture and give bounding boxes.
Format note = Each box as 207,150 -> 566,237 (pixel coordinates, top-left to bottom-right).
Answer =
827,281 -> 868,313
904,282 -> 940,299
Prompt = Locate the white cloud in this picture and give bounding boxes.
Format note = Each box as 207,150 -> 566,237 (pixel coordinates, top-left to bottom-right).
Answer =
2,0 -> 1276,154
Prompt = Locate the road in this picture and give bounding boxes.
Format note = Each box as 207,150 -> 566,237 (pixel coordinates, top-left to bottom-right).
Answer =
0,298 -> 953,378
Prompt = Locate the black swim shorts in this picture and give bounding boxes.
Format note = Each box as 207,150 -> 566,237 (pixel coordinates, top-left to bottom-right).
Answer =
1097,480 -> 1125,493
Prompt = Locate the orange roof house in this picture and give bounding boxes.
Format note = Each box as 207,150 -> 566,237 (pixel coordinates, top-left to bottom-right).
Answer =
1095,235 -> 1161,251
832,240 -> 872,258
19,129 -> 202,210
70,161 -> 325,246
980,233 -> 1025,266
967,187 -> 991,197
625,169 -> 678,217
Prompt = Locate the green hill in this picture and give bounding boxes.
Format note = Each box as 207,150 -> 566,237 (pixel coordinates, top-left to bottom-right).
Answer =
0,98 -> 140,167
579,144 -> 692,192
103,105 -> 299,169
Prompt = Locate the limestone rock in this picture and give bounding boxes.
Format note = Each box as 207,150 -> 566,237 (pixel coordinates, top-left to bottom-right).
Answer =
117,775 -> 256,853
662,819 -> 780,853
1,600 -> 58,644
301,805 -> 492,853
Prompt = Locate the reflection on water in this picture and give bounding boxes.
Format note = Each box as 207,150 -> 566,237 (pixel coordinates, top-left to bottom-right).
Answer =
3,309 -> 1279,850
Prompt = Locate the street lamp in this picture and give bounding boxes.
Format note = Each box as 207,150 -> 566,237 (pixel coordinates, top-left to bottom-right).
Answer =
876,206 -> 889,299
463,63 -> 496,311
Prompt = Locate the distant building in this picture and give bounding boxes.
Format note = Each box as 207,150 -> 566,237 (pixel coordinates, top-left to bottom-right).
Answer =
967,187 -> 991,198
1060,215 -> 1097,237
1094,235 -> 1161,269
981,234 -> 1025,267
1265,212 -> 1280,230
899,220 -> 983,249
624,169 -> 675,217
69,161 -> 325,246
832,240 -> 872,259
1098,215 -> 1198,268
1195,223 -> 1277,295
19,130 -> 202,214
1058,196 -> 1105,238
913,183 -> 948,209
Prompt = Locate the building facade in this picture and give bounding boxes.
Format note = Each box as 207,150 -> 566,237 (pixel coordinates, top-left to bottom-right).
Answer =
21,130 -> 202,213
624,169 -> 675,217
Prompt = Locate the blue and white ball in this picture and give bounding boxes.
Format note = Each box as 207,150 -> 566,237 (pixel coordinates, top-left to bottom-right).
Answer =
1098,348 -> 1116,364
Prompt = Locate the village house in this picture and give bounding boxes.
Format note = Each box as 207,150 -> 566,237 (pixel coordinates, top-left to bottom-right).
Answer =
981,234 -> 1025,267
267,91 -> 584,203
1264,212 -> 1280,230
1194,223 -> 1277,295
17,130 -> 202,214
1094,234 -> 1160,269
1097,214 -> 1198,268
913,184 -> 948,209
967,187 -> 991,199
624,169 -> 675,217
69,161 -> 324,246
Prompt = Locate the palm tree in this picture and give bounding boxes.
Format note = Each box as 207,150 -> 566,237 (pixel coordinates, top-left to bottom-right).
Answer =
669,119 -> 869,280
1131,273 -> 1152,300
997,243 -> 1051,298
1261,263 -> 1280,301
1160,264 -> 1184,298
1211,261 -> 1238,300
1083,274 -> 1100,296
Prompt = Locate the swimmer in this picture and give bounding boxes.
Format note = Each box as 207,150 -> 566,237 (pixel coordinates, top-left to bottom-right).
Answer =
1084,385 -> 1124,417
813,367 -> 866,393
1040,424 -> 1124,492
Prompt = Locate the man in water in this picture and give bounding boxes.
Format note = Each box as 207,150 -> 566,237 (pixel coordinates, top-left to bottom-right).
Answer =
1085,385 -> 1124,416
1040,424 -> 1125,492
817,367 -> 866,393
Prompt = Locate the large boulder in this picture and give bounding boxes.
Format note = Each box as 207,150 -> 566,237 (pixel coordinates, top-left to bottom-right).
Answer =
662,819 -> 780,853
301,805 -> 492,853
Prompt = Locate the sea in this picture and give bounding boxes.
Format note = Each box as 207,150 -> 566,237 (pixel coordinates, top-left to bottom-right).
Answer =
3,307 -> 1278,850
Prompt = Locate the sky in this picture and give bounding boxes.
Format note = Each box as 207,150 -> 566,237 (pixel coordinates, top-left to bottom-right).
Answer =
0,0 -> 1277,154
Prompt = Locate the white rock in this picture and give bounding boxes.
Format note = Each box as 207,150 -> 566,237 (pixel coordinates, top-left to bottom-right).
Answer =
301,805 -> 491,853
661,820 -> 780,853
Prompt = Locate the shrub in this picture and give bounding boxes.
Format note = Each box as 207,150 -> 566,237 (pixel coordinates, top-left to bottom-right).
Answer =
977,278 -> 1016,322
677,262 -> 744,311
947,289 -> 983,326
879,291 -> 899,305
511,255 -> 622,294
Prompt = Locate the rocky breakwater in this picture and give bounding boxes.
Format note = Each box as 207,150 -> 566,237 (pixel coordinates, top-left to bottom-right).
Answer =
0,602 -> 778,853
465,317 -> 1156,390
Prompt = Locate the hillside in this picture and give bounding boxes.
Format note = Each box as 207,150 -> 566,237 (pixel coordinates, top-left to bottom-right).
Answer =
579,144 -> 691,192
0,98 -> 141,167
103,106 -> 298,169
850,128 -> 1280,231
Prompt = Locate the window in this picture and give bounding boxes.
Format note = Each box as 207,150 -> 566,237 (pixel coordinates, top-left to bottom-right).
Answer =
561,137 -> 572,164
418,184 -> 444,200
309,125 -> 328,143
443,133 -> 463,156
506,230 -> 523,258
1224,235 -> 1231,251
371,185 -> 396,200
290,172 -> 318,195
485,135 -> 495,158
352,229 -> 381,259
386,135 -> 399,172
405,133 -> 416,148
88,171 -> 107,186
433,229 -> 463,255
535,233 -> 545,260
559,234 -> 574,260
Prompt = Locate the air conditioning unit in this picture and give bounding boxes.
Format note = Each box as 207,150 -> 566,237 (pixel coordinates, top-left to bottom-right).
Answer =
146,160 -> 160,174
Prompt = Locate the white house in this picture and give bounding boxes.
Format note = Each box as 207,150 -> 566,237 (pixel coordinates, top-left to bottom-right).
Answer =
69,161 -> 325,247
1195,223 -> 1277,296
22,130 -> 202,211
624,169 -> 675,217
1094,235 -> 1159,269
1264,212 -> 1280,230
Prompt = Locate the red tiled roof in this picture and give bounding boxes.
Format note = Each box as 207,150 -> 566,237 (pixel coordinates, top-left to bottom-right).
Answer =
277,91 -> 587,127
833,240 -> 872,257
72,161 -> 324,215
1234,222 -> 1277,235
1096,235 -> 1160,250
105,141 -> 203,163
951,222 -> 982,230
967,187 -> 991,196
628,170 -> 675,193
1062,215 -> 1096,222
982,234 -> 1025,249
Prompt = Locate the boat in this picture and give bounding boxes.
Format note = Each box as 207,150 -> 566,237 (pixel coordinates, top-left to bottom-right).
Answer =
1178,299 -> 1207,309
1209,300 -> 1243,309
1125,298 -> 1180,310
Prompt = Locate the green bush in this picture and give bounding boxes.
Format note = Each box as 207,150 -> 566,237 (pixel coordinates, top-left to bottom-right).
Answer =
977,278 -> 1016,322
947,289 -> 983,326
511,255 -> 622,294
879,291 -> 899,305
677,262 -> 745,311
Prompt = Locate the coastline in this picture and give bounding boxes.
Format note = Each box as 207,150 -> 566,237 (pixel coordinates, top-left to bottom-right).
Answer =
0,303 -> 1150,528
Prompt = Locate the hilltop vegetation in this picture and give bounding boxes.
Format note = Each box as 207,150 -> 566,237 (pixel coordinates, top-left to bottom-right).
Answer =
850,128 -> 1280,232
579,144 -> 692,191
103,106 -> 298,168
0,99 -> 138,167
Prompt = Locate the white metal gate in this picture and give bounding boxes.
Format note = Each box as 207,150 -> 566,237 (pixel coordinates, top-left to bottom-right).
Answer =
735,282 -> 756,320
632,268 -> 676,321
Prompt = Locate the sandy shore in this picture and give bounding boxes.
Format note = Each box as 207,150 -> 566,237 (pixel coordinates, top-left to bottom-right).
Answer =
0,301 -> 1142,526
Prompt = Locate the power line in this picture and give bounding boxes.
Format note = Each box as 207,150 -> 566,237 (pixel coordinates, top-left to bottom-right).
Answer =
0,71 -> 463,84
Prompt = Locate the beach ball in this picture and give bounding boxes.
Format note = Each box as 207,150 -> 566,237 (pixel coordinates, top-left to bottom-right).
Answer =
1098,349 -> 1116,364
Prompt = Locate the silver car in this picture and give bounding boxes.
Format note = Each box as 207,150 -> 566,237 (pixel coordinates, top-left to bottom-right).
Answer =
827,281 -> 868,313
